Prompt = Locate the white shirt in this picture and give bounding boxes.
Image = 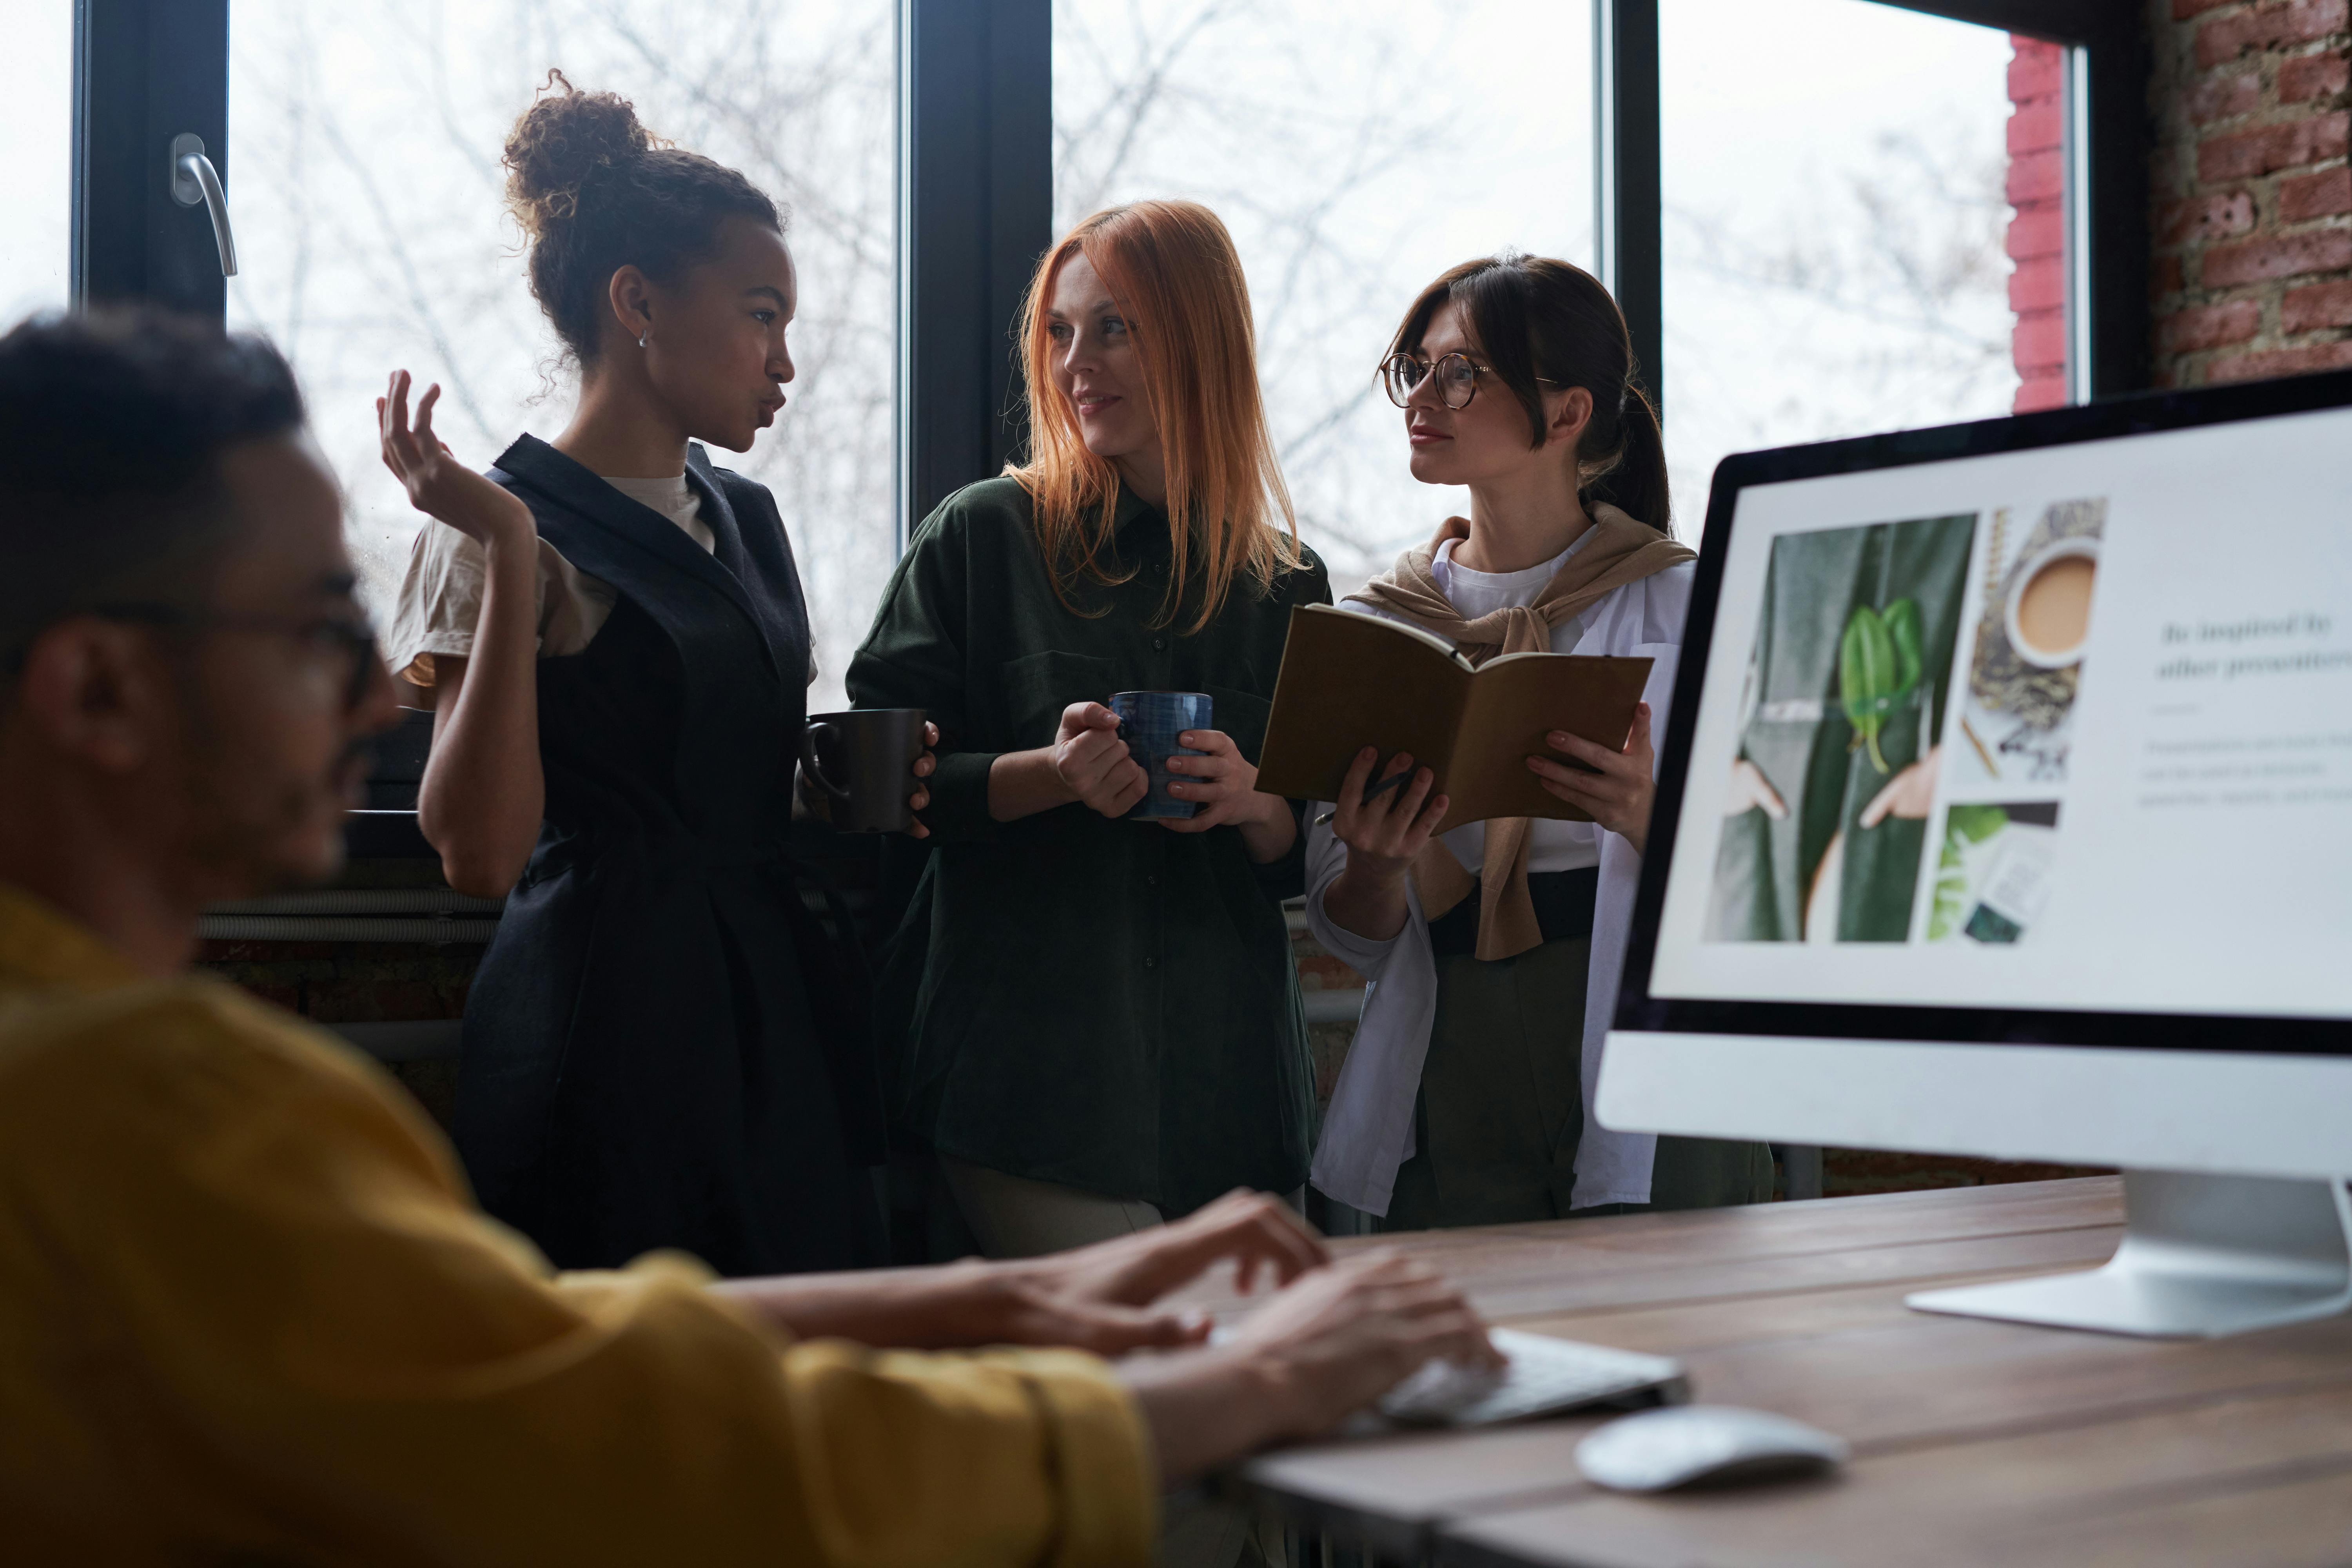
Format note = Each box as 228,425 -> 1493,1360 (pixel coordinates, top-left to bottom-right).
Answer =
385,473 -> 812,688
1426,532 -> 1602,877
1304,530 -> 1695,1217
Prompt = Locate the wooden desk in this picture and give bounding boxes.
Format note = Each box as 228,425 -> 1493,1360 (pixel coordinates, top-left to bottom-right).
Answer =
1207,1178 -> 2352,1566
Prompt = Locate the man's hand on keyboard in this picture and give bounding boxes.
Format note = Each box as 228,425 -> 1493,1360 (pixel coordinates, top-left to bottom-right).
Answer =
1224,1249 -> 1504,1439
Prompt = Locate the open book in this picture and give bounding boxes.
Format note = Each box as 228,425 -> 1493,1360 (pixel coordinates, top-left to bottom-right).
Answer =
1256,604 -> 1653,828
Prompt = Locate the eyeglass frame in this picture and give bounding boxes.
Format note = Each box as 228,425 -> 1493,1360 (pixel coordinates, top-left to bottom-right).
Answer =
85,601 -> 384,712
1379,350 -> 1563,411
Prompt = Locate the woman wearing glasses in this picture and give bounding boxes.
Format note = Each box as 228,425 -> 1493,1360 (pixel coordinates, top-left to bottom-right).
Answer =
375,81 -> 918,1275
1305,254 -> 1773,1230
848,200 -> 1328,1257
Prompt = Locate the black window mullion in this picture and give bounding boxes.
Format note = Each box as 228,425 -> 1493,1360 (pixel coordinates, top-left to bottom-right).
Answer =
73,0 -> 230,318
900,0 -> 1052,545
1594,0 -> 1664,423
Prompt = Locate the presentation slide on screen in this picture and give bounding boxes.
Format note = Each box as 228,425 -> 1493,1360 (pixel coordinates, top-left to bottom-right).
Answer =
1649,405 -> 2352,1019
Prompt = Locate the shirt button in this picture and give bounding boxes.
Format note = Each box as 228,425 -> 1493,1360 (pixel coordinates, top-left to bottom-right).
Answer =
1144,957 -> 1158,969
1146,875 -> 1158,887
1152,637 -> 1167,651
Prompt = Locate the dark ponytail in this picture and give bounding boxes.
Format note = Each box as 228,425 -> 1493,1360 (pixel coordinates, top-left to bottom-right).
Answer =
1385,252 -> 1672,535
502,72 -> 782,364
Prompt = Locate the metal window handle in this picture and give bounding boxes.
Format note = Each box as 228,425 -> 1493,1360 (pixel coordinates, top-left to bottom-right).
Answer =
168,132 -> 238,278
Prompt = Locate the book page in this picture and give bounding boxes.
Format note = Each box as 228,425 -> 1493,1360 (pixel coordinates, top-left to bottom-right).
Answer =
1447,655 -> 1654,826
1256,606 -> 1474,805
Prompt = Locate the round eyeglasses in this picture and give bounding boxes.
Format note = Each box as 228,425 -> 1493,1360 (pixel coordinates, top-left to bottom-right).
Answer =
1379,351 -> 1560,411
91,601 -> 383,712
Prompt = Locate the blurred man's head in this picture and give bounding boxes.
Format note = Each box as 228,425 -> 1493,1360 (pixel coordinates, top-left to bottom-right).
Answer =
0,310 -> 397,919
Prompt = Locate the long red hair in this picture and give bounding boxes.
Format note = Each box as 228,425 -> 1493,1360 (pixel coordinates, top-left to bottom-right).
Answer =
1008,200 -> 1303,632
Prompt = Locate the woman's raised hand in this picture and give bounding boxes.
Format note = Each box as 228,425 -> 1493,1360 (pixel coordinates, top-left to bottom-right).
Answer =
1528,701 -> 1657,855
1330,746 -> 1448,883
1053,702 -> 1149,818
1160,728 -> 1283,834
378,369 -> 534,550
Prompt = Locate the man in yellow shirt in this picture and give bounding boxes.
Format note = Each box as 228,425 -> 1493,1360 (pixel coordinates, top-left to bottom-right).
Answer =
0,310 -> 1497,1565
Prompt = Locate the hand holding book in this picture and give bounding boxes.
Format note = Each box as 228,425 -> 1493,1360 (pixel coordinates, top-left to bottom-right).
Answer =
1523,702 -> 1658,856
1318,748 -> 1452,943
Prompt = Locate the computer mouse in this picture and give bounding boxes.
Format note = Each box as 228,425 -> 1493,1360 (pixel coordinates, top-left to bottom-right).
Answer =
1575,1405 -> 1848,1492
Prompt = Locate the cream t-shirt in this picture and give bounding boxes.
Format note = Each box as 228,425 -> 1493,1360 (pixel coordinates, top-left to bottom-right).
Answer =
1424,533 -> 1602,876
386,473 -> 813,688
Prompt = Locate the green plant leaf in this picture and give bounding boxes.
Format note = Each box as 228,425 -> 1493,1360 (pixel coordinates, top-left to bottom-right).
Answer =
1884,598 -> 1924,695
1839,605 -> 1890,724
1840,604 -> 1898,773
1947,804 -> 2008,845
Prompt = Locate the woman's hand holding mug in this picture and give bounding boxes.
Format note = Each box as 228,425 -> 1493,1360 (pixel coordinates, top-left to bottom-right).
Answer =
904,721 -> 939,838
1054,702 -> 1150,818
1160,730 -> 1285,833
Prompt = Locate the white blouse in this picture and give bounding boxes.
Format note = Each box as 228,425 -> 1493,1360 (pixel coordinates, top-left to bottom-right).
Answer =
1304,537 -> 1695,1218
1424,532 -> 1603,878
384,473 -> 811,689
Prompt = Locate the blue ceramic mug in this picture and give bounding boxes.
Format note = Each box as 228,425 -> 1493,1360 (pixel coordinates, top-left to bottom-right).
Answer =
1109,690 -> 1213,820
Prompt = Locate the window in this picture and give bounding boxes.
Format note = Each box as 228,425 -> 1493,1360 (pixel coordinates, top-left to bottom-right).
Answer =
1658,0 -> 2026,536
52,0 -> 2148,613
1052,0 -> 1595,595
1,0 -> 73,323
226,1 -> 899,708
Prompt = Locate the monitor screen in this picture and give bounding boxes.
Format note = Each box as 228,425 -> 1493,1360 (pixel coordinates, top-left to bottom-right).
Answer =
1645,401 -> 2352,1024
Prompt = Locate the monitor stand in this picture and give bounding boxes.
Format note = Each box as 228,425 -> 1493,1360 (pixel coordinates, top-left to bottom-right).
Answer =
1906,1170 -> 2352,1339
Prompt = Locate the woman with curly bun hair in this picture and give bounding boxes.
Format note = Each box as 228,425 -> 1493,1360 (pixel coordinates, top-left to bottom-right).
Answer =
378,76 -> 917,1274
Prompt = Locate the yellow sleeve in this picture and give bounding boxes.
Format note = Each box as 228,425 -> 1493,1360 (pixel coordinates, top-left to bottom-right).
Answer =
0,983 -> 1156,1567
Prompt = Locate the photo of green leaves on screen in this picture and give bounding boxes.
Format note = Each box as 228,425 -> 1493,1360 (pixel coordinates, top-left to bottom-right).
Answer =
1707,514 -> 1975,943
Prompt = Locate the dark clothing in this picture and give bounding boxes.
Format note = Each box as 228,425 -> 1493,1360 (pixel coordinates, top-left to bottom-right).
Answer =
1426,868 -> 1599,958
1381,936 -> 1775,1231
454,436 -> 884,1277
847,477 -> 1327,1215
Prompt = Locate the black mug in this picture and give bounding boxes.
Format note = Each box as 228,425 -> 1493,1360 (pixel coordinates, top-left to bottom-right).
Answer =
800,708 -> 927,833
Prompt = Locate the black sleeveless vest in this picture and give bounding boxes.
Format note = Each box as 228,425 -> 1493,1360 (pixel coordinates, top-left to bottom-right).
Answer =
453,436 -> 883,1276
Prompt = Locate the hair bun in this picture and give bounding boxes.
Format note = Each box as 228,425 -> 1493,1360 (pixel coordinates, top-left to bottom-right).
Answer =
503,70 -> 656,237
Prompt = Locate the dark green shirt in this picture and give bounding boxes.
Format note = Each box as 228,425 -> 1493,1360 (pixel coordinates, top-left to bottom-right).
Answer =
847,477 -> 1330,1214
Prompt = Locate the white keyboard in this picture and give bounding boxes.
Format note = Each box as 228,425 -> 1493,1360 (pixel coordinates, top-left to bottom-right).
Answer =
1377,1328 -> 1689,1428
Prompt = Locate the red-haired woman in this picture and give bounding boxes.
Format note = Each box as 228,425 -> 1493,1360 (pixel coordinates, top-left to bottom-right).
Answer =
1306,254 -> 1774,1230
849,200 -> 1327,1255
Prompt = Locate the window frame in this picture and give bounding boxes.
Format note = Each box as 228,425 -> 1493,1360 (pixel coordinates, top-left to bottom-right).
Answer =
1599,0 -> 2148,419
73,0 -> 231,316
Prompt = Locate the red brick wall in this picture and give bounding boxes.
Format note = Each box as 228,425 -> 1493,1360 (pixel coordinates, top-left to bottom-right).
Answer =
2009,36 -> 2071,411
2149,0 -> 2352,383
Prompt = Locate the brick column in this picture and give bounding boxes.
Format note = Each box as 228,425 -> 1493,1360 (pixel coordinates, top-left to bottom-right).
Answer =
2149,0 -> 2352,385
2009,37 -> 2070,412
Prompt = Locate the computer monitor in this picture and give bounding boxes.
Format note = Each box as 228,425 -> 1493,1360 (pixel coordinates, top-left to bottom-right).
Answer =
1601,370 -> 2352,1339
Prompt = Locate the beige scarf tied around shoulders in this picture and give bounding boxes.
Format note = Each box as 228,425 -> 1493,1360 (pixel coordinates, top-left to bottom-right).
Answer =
1345,503 -> 1696,960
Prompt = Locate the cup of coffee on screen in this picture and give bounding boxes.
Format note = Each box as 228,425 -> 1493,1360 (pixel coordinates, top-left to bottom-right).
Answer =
2005,538 -> 2099,668
1109,690 -> 1212,820
801,708 -> 927,833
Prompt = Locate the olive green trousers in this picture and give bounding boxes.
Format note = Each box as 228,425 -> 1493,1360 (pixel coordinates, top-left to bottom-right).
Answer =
1381,935 -> 1775,1232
